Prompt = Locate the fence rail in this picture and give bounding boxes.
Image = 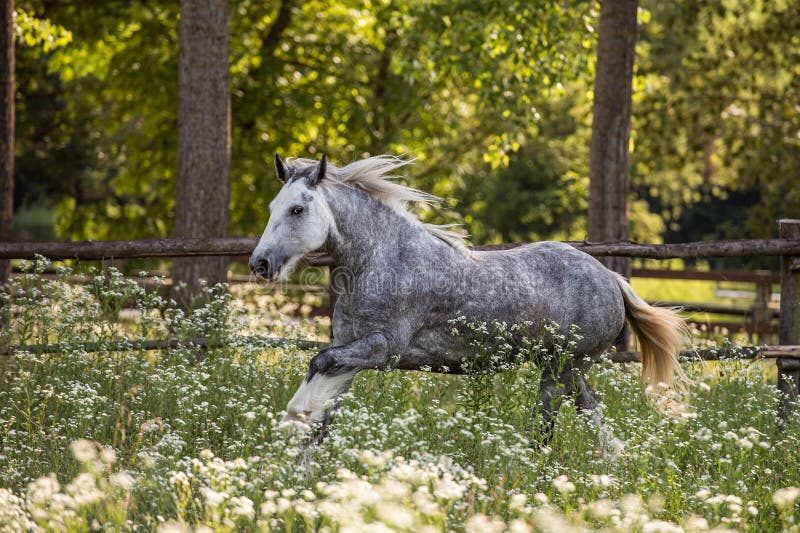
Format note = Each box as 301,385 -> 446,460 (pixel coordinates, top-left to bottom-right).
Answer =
0,237 -> 259,260
1,335 -> 798,363
0,336 -> 326,356
2,236 -> 800,261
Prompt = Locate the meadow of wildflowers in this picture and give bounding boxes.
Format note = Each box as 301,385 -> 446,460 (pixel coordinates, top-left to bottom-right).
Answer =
1,259 -> 799,532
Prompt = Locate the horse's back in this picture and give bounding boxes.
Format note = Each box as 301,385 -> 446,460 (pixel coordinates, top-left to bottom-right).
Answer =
462,241 -> 625,355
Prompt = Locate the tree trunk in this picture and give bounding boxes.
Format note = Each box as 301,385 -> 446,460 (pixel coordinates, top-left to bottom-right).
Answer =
588,0 -> 637,279
778,219 -> 800,421
0,0 -> 14,289
173,0 -> 230,303
588,0 -> 638,349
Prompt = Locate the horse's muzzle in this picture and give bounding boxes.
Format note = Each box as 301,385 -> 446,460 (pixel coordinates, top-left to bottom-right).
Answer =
248,254 -> 280,280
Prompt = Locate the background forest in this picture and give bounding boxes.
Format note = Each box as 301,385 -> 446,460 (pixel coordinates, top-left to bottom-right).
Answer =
11,0 -> 800,251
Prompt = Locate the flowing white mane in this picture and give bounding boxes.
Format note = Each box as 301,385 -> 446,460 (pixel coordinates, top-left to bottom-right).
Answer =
289,155 -> 473,255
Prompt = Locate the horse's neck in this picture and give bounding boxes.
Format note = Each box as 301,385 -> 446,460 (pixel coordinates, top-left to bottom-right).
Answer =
322,186 -> 432,272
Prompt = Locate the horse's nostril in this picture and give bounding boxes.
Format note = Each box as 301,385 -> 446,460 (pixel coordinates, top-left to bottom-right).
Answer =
250,258 -> 269,276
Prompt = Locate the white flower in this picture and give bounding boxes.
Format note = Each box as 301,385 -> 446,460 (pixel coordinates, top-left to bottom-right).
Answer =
261,500 -> 277,515
532,507 -> 577,532
590,474 -> 615,488
412,487 -> 439,516
70,439 -> 97,463
0,489 -> 34,531
276,497 -> 292,512
433,474 -> 466,500
376,503 -> 414,529
141,419 -> 163,433
621,494 -> 643,515
642,520 -> 684,533
552,475 -> 575,495
508,518 -> 533,533
200,487 -> 226,509
684,515 -> 709,532
773,487 -> 800,510
509,493 -> 527,510
359,449 -> 393,467
66,473 -> 104,507
27,474 -> 61,502
157,522 -> 190,533
230,496 -> 255,519
465,514 -> 505,533
109,471 -> 135,491
100,447 -> 117,464
588,498 -> 614,519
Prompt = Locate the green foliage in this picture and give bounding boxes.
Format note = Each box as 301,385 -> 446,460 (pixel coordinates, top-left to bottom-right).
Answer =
13,8 -> 72,53
11,0 -> 800,249
470,84 -> 592,243
634,0 -> 800,244
13,0 -> 594,244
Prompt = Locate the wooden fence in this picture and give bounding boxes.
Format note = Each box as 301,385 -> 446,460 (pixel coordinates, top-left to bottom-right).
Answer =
11,264 -> 780,335
0,219 -> 799,418
2,235 -> 800,261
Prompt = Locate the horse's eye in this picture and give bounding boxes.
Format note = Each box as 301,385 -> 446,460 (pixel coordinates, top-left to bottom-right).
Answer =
290,205 -> 304,216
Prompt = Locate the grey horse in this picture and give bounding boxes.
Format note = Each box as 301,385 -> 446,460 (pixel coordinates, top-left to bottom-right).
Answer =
249,154 -> 687,441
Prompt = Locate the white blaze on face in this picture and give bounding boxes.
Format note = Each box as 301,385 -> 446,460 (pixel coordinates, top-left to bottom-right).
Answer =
252,179 -> 336,280
284,370 -> 359,424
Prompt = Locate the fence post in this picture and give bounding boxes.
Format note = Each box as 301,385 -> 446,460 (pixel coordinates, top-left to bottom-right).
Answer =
778,219 -> 800,423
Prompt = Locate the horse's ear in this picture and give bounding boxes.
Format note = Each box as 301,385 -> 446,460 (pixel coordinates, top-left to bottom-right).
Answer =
306,154 -> 327,187
275,154 -> 290,183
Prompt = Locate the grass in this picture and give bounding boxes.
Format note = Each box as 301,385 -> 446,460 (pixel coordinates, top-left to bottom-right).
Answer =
631,275 -> 776,345
0,259 -> 799,531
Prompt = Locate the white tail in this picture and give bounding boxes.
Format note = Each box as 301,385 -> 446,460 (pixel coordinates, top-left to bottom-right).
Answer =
613,273 -> 689,386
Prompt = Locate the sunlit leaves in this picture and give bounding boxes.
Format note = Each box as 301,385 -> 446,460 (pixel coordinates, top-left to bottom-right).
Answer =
17,0 -> 796,249
13,8 -> 72,54
14,0 -> 600,243
633,0 -> 800,245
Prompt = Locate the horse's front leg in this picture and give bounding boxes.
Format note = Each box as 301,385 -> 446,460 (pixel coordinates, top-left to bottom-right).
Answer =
284,333 -> 390,425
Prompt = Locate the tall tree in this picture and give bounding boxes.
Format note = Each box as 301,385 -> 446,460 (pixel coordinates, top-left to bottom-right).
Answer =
173,0 -> 230,298
588,0 -> 638,280
0,0 -> 13,288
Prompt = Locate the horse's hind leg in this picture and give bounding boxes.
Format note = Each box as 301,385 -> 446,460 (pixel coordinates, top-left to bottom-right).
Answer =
574,375 -> 621,453
536,363 -> 579,444
535,360 -> 620,454
574,373 -> 598,412
568,371 -> 624,456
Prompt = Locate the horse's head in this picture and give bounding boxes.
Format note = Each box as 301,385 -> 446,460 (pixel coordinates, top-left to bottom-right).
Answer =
249,154 -> 335,281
